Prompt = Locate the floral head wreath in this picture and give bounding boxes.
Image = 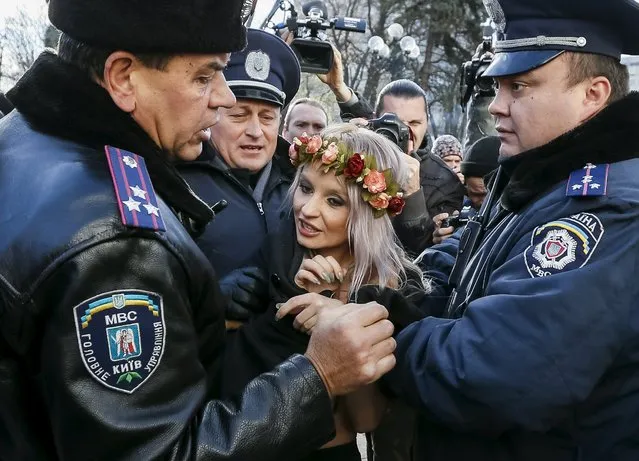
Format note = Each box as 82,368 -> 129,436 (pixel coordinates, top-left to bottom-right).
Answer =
289,133 -> 406,218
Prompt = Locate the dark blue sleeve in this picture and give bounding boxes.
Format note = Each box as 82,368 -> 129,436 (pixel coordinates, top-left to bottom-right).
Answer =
386,205 -> 638,433
412,232 -> 460,316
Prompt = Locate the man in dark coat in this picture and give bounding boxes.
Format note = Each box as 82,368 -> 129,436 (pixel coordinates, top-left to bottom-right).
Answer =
386,0 -> 639,459
0,1 -> 398,459
178,28 -> 300,278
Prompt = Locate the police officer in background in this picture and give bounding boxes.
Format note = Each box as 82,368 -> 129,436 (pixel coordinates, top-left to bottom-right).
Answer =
178,28 -> 300,278
385,0 -> 639,459
0,1 -> 397,459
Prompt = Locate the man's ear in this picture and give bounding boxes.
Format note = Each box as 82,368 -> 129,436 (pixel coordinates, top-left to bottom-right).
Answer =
581,76 -> 612,122
101,51 -> 138,113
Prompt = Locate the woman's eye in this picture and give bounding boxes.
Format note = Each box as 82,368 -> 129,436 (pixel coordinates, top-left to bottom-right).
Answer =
328,197 -> 344,207
299,184 -> 312,194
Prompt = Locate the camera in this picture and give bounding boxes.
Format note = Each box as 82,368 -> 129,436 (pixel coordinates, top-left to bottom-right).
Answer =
441,206 -> 473,229
460,21 -> 496,108
280,0 -> 366,74
368,113 -> 411,154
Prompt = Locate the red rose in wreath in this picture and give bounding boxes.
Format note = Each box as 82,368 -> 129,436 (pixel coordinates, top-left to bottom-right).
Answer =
344,154 -> 365,178
387,196 -> 406,215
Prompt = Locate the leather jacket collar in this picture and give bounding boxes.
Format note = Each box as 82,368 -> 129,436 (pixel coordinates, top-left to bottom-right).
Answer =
7,51 -> 214,227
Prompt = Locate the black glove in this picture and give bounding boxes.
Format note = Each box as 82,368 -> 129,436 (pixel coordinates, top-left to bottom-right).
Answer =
219,266 -> 269,321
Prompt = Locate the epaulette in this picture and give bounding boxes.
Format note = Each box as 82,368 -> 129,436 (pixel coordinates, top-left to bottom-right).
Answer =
104,146 -> 166,232
566,163 -> 609,197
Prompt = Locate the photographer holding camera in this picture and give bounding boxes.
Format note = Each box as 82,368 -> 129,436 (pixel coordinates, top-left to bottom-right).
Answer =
460,21 -> 499,148
432,23 -> 501,246
330,76 -> 466,253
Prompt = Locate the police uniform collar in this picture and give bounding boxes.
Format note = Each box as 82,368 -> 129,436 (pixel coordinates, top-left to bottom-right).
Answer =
498,92 -> 639,211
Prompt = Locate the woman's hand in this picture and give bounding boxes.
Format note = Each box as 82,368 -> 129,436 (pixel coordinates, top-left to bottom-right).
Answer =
276,292 -> 344,334
294,254 -> 346,294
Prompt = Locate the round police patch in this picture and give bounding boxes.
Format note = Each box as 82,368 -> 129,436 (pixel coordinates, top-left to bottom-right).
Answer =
73,290 -> 165,394
524,213 -> 604,278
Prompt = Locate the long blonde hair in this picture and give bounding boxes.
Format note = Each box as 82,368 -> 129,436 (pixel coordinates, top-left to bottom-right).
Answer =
288,123 -> 428,299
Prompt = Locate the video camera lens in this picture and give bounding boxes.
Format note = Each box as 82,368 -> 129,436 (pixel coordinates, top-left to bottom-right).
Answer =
476,74 -> 495,93
285,0 -> 366,74
290,38 -> 334,73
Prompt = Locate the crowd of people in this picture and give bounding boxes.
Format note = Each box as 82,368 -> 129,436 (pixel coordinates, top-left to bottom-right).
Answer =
2,0 -> 639,460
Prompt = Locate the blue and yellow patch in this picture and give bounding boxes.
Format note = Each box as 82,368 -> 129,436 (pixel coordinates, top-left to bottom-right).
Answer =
73,290 -> 165,394
524,213 -> 604,278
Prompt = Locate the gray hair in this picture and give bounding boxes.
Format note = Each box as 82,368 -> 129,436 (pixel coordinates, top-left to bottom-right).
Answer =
288,123 -> 429,299
283,98 -> 329,129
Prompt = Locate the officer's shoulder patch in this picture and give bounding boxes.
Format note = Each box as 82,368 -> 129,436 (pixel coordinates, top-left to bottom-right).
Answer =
73,290 -> 166,394
104,146 -> 166,232
566,163 -> 609,197
524,213 -> 604,278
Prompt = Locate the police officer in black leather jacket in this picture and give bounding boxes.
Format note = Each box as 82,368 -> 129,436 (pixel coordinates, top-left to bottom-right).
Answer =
0,1 -> 397,460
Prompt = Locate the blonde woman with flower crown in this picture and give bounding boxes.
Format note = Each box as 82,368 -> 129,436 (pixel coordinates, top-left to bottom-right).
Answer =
220,124 -> 435,461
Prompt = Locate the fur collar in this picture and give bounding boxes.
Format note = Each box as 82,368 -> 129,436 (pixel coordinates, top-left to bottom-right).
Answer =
499,92 -> 639,211
7,51 -> 213,227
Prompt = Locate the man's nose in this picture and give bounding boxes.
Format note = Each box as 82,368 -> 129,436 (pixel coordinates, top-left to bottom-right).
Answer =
488,86 -> 508,118
244,115 -> 263,138
210,75 -> 236,110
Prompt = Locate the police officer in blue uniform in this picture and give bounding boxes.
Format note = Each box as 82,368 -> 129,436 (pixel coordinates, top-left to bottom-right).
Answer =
0,0 -> 398,458
177,28 -> 301,278
385,0 -> 639,459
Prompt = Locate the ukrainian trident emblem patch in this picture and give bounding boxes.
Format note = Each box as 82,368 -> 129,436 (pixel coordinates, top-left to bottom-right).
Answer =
73,290 -> 165,393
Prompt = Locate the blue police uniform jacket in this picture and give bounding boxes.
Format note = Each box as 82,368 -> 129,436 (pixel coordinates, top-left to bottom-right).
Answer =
0,52 -> 335,460
177,139 -> 294,278
387,92 -> 639,461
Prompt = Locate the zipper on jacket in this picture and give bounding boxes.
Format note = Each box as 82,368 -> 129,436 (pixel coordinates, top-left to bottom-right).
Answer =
256,202 -> 264,215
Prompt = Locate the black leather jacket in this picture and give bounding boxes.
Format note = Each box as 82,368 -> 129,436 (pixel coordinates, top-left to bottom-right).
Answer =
0,52 -> 334,461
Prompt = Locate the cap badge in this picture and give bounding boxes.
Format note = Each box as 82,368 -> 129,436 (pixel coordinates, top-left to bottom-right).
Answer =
483,0 -> 506,33
245,50 -> 270,81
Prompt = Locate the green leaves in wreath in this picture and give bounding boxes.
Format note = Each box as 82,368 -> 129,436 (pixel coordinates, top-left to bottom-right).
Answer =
382,169 -> 400,196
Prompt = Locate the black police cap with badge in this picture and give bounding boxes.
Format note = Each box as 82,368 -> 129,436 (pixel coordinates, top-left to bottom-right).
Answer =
224,28 -> 301,107
482,0 -> 639,78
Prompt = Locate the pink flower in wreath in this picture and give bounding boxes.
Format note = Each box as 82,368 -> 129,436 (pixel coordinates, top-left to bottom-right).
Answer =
306,135 -> 323,154
297,133 -> 310,144
321,142 -> 339,164
288,143 -> 299,163
369,193 -> 390,210
364,170 -> 387,194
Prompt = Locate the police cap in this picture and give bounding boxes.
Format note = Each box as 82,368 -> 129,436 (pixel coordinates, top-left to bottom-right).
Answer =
224,29 -> 301,107
483,0 -> 639,77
